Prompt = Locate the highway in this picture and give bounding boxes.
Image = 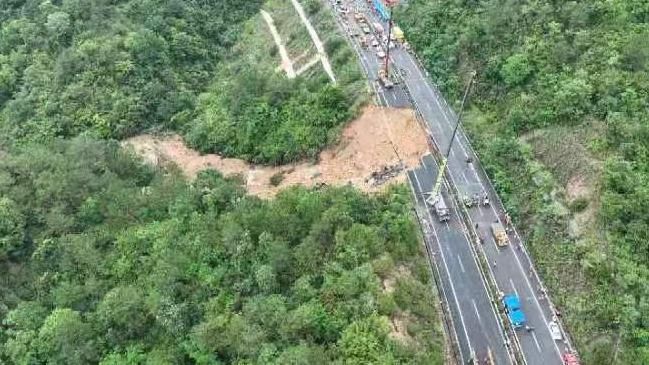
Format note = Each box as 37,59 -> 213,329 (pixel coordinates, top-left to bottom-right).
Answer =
409,155 -> 512,364
326,0 -> 575,364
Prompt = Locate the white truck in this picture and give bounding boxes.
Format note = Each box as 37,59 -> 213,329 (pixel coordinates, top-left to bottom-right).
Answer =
426,193 -> 450,222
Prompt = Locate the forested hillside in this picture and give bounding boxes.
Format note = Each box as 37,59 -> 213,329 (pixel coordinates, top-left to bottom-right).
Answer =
0,0 -> 363,164
397,1 -> 649,363
0,1 -> 443,364
186,0 -> 365,164
0,138 -> 443,364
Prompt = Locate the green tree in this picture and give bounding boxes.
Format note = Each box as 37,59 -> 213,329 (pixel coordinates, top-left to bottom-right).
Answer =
0,196 -> 25,259
35,308 -> 97,365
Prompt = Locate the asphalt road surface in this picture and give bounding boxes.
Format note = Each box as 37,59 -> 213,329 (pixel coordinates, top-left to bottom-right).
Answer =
409,155 -> 512,364
327,1 -> 576,364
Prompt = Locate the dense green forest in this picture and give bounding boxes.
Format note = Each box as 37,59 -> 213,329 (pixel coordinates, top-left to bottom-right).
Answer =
397,0 -> 649,363
0,0 -> 363,164
0,1 -> 440,364
0,138 -> 443,364
186,0 -> 365,164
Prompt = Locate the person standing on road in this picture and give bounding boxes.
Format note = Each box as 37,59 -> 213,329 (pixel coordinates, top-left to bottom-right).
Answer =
492,260 -> 497,268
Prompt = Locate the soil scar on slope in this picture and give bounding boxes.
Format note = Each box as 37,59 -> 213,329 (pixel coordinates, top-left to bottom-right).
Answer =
126,106 -> 427,198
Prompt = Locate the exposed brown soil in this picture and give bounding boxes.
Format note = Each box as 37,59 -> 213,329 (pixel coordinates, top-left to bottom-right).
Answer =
389,314 -> 411,344
566,175 -> 590,202
125,106 -> 428,198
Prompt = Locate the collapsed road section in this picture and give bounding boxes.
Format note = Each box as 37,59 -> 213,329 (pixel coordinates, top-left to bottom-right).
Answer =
325,0 -> 580,364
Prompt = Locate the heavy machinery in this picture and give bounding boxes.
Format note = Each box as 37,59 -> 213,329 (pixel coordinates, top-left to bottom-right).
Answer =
426,192 -> 449,222
377,68 -> 393,89
425,73 -> 476,222
491,222 -> 509,247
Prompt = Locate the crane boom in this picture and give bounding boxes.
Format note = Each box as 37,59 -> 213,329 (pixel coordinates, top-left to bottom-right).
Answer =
427,72 -> 475,202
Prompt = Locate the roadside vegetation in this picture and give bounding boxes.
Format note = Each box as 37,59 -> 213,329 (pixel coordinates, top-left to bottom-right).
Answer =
0,1 -> 442,364
397,1 -> 649,363
0,0 -> 365,165
0,138 -> 443,364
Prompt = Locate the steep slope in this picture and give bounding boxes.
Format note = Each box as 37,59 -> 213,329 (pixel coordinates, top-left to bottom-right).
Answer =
396,1 -> 649,363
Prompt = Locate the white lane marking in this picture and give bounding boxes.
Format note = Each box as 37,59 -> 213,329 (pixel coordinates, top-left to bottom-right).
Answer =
509,278 -> 519,298
457,255 -> 466,273
411,170 -> 472,363
487,203 -> 563,358
472,299 -> 482,322
401,50 -> 485,190
445,179 -> 511,362
531,331 -> 542,352
461,170 -> 470,184
395,37 -> 562,360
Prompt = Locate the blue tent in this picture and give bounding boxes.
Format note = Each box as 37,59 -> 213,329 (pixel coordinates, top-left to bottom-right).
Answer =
503,294 -> 521,310
503,294 -> 526,328
372,0 -> 390,21
509,308 -> 527,327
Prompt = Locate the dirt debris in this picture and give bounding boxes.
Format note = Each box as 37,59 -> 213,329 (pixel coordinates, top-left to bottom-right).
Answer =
125,106 -> 428,198
389,314 -> 412,344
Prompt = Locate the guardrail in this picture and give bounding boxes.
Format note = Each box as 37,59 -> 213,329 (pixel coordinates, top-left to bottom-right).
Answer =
400,33 -> 577,358
406,43 -> 577,352
324,1 -> 465,363
417,106 -> 525,365
407,191 -> 463,365
325,0 -> 576,360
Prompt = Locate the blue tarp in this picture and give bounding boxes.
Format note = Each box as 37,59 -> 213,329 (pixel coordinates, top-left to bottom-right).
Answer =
509,309 -> 526,327
372,0 -> 390,21
503,294 -> 521,310
503,294 -> 526,327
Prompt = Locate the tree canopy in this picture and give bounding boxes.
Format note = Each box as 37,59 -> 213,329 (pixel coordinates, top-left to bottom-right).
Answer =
397,0 -> 649,363
0,138 -> 443,364
0,0 -> 363,164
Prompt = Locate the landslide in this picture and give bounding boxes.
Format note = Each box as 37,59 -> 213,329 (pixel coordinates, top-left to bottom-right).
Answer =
127,105 -> 429,198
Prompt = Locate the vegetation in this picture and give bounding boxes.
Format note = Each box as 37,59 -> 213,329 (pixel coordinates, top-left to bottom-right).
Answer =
397,0 -> 649,363
186,0 -> 365,164
0,0 -> 263,141
0,0 -> 364,164
0,138 -> 442,364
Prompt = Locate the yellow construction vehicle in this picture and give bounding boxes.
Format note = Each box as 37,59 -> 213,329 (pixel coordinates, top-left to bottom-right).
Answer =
491,222 -> 509,247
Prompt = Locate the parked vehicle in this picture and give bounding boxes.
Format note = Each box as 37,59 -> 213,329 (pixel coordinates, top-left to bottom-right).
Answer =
549,321 -> 562,340
491,222 -> 509,247
426,194 -> 450,222
373,22 -> 384,34
377,69 -> 394,89
502,294 -> 526,329
562,353 -> 581,365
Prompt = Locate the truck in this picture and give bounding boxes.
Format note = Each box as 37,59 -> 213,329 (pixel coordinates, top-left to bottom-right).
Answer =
377,69 -> 394,89
426,193 -> 450,222
502,294 -> 526,329
393,26 -> 405,42
491,222 -> 509,247
373,22 -> 384,34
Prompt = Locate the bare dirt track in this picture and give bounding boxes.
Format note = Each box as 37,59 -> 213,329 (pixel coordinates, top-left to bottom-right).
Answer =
126,106 -> 428,198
